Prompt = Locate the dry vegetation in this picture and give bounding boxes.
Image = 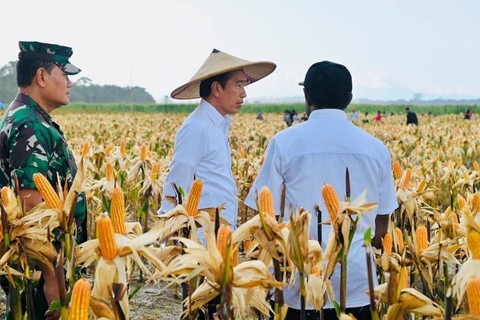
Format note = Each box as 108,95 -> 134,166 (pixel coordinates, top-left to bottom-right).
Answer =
1,111 -> 480,319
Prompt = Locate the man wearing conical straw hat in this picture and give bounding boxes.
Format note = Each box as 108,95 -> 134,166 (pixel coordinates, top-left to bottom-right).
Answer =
158,48 -> 275,227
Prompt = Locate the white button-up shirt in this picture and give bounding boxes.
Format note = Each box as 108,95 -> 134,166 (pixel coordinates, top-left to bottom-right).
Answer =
158,99 -> 238,228
245,108 -> 398,309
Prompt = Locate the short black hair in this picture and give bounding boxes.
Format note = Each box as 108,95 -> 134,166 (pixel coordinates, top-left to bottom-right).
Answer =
199,72 -> 233,98
16,60 -> 56,87
302,61 -> 353,110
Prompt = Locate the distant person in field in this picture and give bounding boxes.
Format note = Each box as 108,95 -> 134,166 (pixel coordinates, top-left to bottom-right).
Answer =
256,112 -> 264,120
349,107 -> 360,123
284,109 -> 293,126
245,61 -> 398,320
373,110 -> 382,122
406,107 -> 418,125
0,41 -> 87,320
465,109 -> 474,120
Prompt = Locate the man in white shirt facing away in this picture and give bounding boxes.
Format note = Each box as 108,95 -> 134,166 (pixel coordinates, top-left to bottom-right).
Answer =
245,61 -> 398,320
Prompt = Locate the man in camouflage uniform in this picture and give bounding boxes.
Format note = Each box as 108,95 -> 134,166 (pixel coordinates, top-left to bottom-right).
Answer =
0,41 -> 87,320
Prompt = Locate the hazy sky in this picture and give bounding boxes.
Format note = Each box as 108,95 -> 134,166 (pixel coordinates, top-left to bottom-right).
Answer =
2,0 -> 479,103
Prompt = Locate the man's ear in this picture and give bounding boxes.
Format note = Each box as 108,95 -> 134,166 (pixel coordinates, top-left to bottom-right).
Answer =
211,81 -> 221,98
303,88 -> 312,107
35,68 -> 48,88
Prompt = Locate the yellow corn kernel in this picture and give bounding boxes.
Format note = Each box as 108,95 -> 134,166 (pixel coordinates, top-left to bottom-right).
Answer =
467,230 -> 480,259
322,184 -> 340,221
120,138 -> 127,158
416,225 -> 429,253
105,162 -> 115,181
140,144 -> 148,161
217,224 -> 232,260
392,161 -> 403,180
81,142 -> 90,157
394,227 -> 404,252
185,179 -> 203,217
110,187 -> 127,235
400,168 -> 412,189
32,173 -> 63,210
467,278 -> 480,315
473,192 -> 480,212
68,278 -> 90,320
1,187 -> 9,206
398,266 -> 409,290
383,232 -> 393,256
259,186 -> 276,218
150,161 -> 161,180
97,213 -> 119,260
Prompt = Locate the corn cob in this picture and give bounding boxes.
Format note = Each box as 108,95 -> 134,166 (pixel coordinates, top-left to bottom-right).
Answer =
449,211 -> 459,224
68,278 -> 90,320
457,195 -> 467,209
467,230 -> 480,259
392,161 -> 403,180
322,184 -> 340,221
474,161 -> 480,172
97,213 -> 119,260
217,224 -> 232,260
105,145 -> 114,157
81,142 -> 90,157
32,173 -> 63,210
105,162 -> 115,181
185,179 -> 203,217
417,178 -> 427,192
398,266 -> 409,290
394,227 -> 404,252
140,144 -> 148,161
473,192 -> 480,212
110,187 -> 127,235
120,138 -> 127,158
400,168 -> 412,189
383,232 -> 393,256
416,225 -> 429,252
1,187 -> 9,206
467,278 -> 480,315
259,186 -> 276,218
150,161 -> 161,180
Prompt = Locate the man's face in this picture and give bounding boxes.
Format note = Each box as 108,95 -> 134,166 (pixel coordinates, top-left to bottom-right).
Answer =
42,65 -> 72,110
215,69 -> 247,116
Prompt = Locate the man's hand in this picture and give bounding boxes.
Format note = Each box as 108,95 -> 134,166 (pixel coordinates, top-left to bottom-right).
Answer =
18,189 -> 43,212
38,262 -> 60,320
372,214 -> 390,249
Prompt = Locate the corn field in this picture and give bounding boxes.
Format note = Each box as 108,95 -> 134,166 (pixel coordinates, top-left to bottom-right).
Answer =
1,111 -> 480,319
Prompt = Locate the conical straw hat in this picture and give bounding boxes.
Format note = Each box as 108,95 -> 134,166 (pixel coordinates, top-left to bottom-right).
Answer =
171,49 -> 276,100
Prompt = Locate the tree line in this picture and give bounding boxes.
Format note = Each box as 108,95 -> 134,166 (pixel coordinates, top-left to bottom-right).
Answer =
0,61 -> 155,104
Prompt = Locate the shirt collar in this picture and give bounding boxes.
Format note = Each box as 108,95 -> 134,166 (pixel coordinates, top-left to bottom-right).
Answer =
15,92 -> 53,123
308,108 -> 347,120
199,99 -> 232,127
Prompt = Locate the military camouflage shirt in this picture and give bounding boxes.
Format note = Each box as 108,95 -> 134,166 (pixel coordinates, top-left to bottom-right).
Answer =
0,92 -> 86,242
